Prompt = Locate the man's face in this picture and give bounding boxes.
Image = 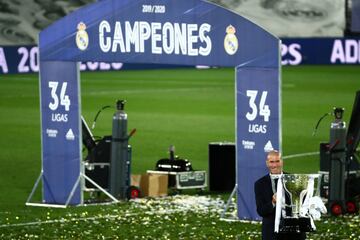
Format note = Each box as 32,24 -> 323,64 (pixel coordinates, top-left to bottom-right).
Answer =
266,154 -> 283,174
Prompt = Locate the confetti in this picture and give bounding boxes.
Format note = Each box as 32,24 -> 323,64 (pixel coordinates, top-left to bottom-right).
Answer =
0,195 -> 358,239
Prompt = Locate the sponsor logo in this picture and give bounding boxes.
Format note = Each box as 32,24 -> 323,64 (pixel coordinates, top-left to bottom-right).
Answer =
46,129 -> 58,138
224,25 -> 238,55
331,39 -> 360,64
264,140 -> 274,152
76,22 -> 89,51
66,128 -> 75,141
242,140 -> 255,150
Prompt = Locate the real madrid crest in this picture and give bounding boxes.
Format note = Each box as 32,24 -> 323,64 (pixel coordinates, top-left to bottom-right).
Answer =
76,22 -> 89,51
224,25 -> 238,55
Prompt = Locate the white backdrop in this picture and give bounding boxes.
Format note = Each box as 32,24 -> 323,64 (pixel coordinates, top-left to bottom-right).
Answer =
211,0 -> 345,37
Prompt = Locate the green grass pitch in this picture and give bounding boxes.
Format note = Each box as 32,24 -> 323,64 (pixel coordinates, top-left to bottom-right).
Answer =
0,65 -> 359,238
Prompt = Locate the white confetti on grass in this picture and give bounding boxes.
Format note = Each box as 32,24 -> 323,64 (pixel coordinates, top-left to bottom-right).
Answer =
130,195 -> 227,215
0,195 -> 229,228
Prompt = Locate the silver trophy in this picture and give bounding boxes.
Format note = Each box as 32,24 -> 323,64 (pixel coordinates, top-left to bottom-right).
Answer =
280,174 -> 320,232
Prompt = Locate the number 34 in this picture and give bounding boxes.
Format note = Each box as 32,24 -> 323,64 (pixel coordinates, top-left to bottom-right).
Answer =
48,81 -> 71,111
246,90 -> 270,122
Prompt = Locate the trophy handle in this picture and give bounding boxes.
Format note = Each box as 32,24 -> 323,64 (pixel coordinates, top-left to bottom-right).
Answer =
282,180 -> 292,208
300,190 -> 308,206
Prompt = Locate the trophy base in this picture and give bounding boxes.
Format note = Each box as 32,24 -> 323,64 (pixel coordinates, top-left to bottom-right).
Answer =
279,217 -> 314,233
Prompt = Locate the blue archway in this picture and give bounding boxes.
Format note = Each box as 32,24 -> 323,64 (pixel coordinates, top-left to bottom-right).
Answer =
36,0 -> 281,220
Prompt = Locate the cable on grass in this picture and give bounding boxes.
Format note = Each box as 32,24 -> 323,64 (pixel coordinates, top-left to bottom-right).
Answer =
92,105 -> 111,129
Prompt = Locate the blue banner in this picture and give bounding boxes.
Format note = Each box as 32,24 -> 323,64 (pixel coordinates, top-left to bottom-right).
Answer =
236,66 -> 281,220
40,61 -> 81,204
2,37 -> 360,74
281,38 -> 360,65
0,45 -> 185,74
0,46 -> 39,74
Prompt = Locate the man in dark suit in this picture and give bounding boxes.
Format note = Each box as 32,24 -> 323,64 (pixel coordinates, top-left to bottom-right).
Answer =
254,150 -> 306,240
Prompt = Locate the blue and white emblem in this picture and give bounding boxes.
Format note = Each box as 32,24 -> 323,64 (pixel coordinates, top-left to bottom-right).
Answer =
76,22 -> 89,51
224,25 -> 238,55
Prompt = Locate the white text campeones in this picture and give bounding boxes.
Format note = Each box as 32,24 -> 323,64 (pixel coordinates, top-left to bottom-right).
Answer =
99,20 -> 212,56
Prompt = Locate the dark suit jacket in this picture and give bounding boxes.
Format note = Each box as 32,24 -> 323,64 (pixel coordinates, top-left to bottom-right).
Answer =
255,174 -> 277,240
254,174 -> 306,240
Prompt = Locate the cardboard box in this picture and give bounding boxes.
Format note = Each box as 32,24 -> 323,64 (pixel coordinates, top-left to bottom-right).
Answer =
131,173 -> 168,197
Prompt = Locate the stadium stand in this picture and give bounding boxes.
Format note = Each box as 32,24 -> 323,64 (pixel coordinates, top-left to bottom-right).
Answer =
1,0 -> 357,45
0,0 -> 94,45
212,0 -> 346,37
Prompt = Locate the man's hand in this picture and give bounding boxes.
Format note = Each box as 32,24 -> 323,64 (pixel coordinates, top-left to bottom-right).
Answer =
272,194 -> 277,204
